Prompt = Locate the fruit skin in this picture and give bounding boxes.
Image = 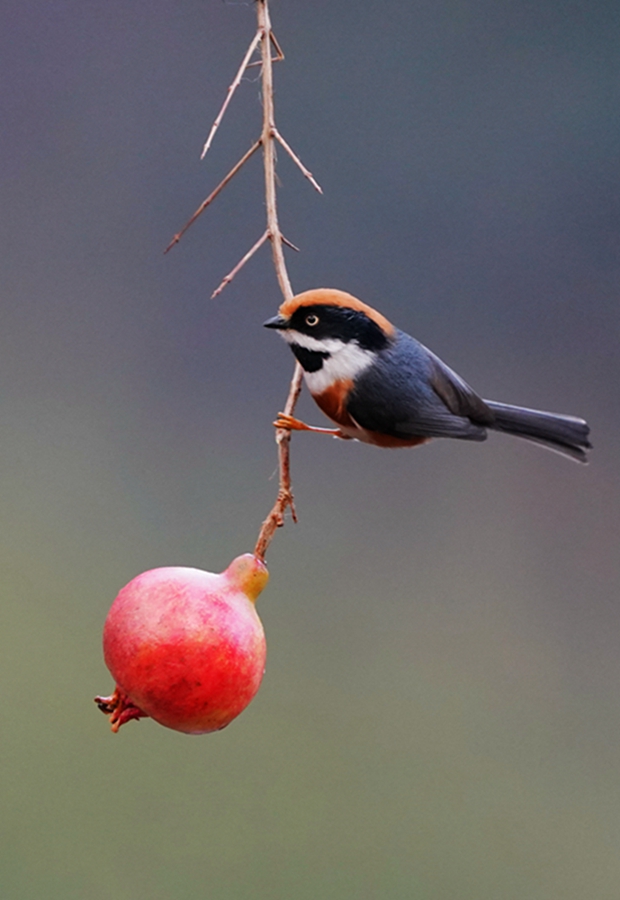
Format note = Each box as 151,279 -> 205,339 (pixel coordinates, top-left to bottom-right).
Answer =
97,554 -> 268,734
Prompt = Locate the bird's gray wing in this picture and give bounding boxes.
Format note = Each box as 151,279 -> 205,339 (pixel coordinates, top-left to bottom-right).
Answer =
426,351 -> 495,425
347,333 -> 492,441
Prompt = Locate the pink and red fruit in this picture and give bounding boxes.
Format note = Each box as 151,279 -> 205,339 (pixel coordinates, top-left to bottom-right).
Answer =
95,554 -> 268,734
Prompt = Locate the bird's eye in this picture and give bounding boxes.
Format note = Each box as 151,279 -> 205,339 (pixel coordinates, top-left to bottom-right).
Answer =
305,314 -> 319,326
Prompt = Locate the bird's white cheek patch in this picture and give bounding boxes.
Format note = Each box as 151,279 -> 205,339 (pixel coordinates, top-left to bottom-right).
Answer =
281,331 -> 346,354
304,343 -> 375,395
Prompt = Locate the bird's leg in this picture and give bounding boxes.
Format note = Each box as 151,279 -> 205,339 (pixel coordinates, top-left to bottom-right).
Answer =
274,413 -> 351,439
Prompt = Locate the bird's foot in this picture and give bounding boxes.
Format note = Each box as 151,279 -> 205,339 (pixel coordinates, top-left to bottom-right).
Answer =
274,413 -> 349,439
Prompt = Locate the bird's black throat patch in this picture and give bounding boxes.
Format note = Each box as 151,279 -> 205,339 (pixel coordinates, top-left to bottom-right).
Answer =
290,344 -> 330,372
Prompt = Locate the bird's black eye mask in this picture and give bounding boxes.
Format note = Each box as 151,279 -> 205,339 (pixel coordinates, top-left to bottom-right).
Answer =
288,305 -> 390,352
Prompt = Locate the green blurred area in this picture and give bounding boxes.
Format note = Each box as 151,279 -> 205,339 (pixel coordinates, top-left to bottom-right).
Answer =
2,2 -> 620,898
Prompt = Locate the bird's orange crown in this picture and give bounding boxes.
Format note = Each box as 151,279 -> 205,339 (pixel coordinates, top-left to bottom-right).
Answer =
279,289 -> 396,338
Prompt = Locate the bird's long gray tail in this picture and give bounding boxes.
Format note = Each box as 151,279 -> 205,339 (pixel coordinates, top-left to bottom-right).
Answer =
484,400 -> 591,463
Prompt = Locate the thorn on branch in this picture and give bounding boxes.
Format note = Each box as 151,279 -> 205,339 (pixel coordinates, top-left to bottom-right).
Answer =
282,235 -> 300,252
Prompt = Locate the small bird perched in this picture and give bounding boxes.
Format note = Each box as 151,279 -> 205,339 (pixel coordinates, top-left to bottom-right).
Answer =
264,288 -> 591,463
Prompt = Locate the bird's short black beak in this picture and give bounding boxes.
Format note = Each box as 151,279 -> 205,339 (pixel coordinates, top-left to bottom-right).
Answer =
263,314 -> 289,330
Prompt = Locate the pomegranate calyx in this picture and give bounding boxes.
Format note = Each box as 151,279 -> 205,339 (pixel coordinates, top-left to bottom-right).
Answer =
94,686 -> 148,733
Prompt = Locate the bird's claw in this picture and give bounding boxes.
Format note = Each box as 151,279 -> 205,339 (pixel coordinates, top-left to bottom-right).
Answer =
273,413 -> 309,432
273,414 -> 349,439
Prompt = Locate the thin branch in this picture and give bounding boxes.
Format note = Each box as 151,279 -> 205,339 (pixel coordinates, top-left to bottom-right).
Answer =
210,230 -> 269,299
252,0 -> 302,560
200,29 -> 262,160
165,140 -> 261,254
273,128 -> 323,194
169,7 -> 318,273
259,4 -> 292,300
164,0 -> 320,559
253,362 -> 304,561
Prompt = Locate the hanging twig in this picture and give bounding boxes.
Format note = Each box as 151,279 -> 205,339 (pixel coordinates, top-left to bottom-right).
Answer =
252,0 -> 304,559
166,0 -> 321,560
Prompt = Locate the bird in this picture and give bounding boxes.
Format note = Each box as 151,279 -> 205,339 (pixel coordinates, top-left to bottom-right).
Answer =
264,288 -> 591,463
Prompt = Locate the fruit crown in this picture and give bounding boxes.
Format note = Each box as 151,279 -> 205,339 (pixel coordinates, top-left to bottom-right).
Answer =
225,554 -> 269,602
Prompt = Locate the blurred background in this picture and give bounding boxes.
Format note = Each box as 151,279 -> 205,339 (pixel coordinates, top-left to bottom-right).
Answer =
1,1 -> 619,897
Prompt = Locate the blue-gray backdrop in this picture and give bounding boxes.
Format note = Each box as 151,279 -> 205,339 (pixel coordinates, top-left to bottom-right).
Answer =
2,2 -> 619,898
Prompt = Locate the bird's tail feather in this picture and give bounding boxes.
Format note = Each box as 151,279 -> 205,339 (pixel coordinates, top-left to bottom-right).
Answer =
484,400 -> 591,463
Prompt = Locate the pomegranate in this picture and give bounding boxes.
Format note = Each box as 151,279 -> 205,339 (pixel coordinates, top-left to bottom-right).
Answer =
95,553 -> 268,734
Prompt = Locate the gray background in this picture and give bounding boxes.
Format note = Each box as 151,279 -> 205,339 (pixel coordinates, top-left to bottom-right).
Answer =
2,1 -> 619,897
